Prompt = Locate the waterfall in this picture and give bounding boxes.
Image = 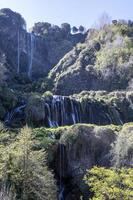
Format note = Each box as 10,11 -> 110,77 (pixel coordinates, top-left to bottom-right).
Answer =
70,99 -> 76,124
40,95 -> 123,127
28,32 -> 35,78
58,143 -> 65,200
17,29 -> 20,74
110,105 -> 123,125
105,113 -> 113,124
126,93 -> 133,110
42,96 -> 80,127
4,104 -> 26,125
52,96 -> 59,127
5,95 -> 125,128
59,143 -> 62,190
59,186 -> 64,200
61,97 -> 66,126
45,103 -> 54,128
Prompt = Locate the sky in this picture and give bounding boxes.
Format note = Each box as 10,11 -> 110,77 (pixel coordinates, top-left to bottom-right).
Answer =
0,0 -> 133,29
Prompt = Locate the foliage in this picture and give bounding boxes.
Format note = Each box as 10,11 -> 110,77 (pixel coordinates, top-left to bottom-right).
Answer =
42,91 -> 53,100
95,46 -> 133,69
32,127 -> 57,163
48,18 -> 133,93
0,126 -> 57,200
25,94 -> 45,126
0,8 -> 26,30
61,23 -> 71,36
61,125 -> 79,145
0,85 -> 17,108
111,124 -> 133,167
79,25 -> 85,33
72,26 -> 78,33
84,166 -> 133,200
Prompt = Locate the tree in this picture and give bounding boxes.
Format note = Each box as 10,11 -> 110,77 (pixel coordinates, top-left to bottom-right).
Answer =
72,26 -> 78,33
94,12 -> 111,30
128,20 -> 133,27
32,22 -> 51,35
43,22 -> 51,30
79,25 -> 85,33
61,23 -> 71,36
84,166 -> 133,200
0,126 -> 57,200
112,20 -> 117,25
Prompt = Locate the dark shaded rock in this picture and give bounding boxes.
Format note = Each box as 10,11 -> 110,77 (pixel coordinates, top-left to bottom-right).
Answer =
4,91 -> 133,128
0,8 -> 86,84
55,124 -> 118,199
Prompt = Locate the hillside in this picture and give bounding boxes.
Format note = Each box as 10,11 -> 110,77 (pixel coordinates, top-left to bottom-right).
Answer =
49,21 -> 133,95
0,8 -> 85,85
0,8 -> 133,200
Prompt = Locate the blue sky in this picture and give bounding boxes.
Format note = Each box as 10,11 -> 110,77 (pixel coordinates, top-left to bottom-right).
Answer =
0,0 -> 133,29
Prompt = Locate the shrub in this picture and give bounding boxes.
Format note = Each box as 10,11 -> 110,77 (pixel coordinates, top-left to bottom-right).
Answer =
42,91 -> 53,100
84,166 -> 133,200
111,125 -> 133,167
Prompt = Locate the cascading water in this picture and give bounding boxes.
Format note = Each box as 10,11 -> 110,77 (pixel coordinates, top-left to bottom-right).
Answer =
28,32 -> 35,78
42,95 -> 80,127
5,95 -> 125,128
58,143 -> 65,200
4,104 -> 26,126
17,29 -> 20,74
45,103 -> 55,128
4,95 -> 126,199
52,96 -> 59,127
59,186 -> 65,200
70,99 -> 77,124
110,106 -> 123,125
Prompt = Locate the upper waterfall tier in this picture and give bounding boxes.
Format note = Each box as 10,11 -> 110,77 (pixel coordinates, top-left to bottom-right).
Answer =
0,8 -> 85,81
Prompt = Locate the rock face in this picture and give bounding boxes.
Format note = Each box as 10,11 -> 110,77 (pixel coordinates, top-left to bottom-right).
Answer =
0,8 -> 85,81
3,91 -> 133,126
49,41 -> 100,95
0,8 -> 27,79
32,22 -> 85,71
54,123 -> 133,199
62,124 -> 116,167
1,9 -> 133,200
4,91 -> 133,128
55,124 -> 117,199
49,24 -> 133,95
1,9 -> 133,95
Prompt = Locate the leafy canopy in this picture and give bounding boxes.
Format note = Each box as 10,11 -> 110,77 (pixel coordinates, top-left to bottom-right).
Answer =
84,166 -> 133,200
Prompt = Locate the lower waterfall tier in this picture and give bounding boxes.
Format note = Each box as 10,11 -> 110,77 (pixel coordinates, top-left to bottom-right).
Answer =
33,123 -> 133,199
4,91 -> 133,127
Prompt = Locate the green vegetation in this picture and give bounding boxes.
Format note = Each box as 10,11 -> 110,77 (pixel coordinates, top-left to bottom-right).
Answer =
0,9 -> 133,199
112,124 -> 133,167
0,121 -> 133,199
25,93 -> 45,127
95,46 -> 133,69
42,91 -> 53,100
84,166 -> 133,200
0,85 -> 18,119
48,20 -> 133,94
0,126 -> 57,200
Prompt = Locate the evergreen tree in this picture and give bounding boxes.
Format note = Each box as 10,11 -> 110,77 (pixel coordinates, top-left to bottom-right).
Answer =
0,126 -> 57,200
